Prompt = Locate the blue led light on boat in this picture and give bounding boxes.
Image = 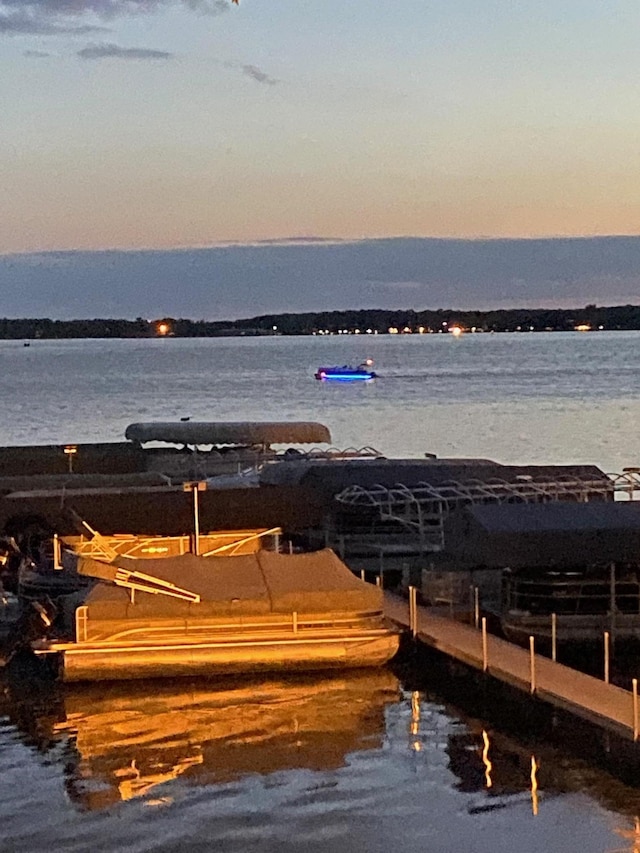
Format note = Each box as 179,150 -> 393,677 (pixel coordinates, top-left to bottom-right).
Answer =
317,372 -> 375,381
315,363 -> 378,381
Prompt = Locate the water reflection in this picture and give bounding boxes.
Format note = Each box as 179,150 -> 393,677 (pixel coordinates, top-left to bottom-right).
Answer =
3,671 -> 400,811
612,817 -> 640,853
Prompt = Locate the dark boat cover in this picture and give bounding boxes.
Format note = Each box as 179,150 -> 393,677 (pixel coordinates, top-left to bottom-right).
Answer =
444,501 -> 640,568
124,422 -> 331,446
73,549 -> 383,640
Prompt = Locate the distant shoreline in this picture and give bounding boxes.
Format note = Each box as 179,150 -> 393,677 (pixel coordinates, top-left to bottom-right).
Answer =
3,304 -> 640,339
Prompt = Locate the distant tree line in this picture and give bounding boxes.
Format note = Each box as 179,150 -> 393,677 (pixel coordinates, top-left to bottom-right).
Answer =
235,304 -> 640,334
2,304 -> 640,339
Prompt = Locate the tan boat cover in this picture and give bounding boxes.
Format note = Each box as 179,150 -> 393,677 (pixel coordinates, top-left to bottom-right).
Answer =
76,549 -> 383,631
124,422 -> 331,446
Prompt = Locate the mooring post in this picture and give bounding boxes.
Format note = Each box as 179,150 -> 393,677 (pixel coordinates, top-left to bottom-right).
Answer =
551,612 -> 557,662
604,631 -> 610,684
184,481 -> 207,556
193,483 -> 200,555
360,568 -> 366,582
409,585 -> 415,637
409,585 -> 417,638
529,636 -> 536,694
482,616 -> 488,672
292,611 -> 298,634
53,533 -> 61,571
474,586 -> 480,630
633,678 -> 639,742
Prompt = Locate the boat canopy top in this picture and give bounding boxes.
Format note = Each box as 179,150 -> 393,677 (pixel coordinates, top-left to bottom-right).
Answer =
443,501 -> 640,568
74,548 -> 383,625
125,421 -> 331,447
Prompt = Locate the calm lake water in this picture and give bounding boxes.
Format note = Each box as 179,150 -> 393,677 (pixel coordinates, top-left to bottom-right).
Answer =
1,331 -> 640,852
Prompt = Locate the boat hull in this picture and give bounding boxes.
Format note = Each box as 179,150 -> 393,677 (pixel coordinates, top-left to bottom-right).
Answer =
36,629 -> 400,682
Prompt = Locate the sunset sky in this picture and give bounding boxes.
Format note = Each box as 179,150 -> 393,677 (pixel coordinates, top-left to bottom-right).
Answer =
3,1 -> 640,316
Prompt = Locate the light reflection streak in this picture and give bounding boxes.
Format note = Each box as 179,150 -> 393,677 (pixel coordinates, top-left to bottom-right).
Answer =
481,730 -> 492,789
530,756 -> 539,816
611,815 -> 640,853
411,690 -> 421,751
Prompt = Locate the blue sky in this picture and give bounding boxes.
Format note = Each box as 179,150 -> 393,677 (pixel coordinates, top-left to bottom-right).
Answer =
2,2 -> 640,316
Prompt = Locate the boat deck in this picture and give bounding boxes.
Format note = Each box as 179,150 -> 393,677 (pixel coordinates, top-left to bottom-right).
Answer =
383,591 -> 640,740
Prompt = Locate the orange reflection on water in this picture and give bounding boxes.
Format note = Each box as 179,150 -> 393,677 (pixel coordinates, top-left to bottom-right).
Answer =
611,815 -> 640,853
531,756 -> 539,816
481,730 -> 492,790
49,671 -> 401,810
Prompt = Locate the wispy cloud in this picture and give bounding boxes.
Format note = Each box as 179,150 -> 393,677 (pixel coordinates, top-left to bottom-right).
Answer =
241,63 -> 277,86
0,9 -> 106,33
0,0 -> 230,37
23,47 -> 49,54
77,41 -> 172,59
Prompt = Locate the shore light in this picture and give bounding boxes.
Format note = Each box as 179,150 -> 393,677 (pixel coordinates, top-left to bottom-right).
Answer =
156,322 -> 171,336
449,326 -> 463,337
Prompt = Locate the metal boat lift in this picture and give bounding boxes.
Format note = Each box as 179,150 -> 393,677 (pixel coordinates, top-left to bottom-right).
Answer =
334,472 -> 621,558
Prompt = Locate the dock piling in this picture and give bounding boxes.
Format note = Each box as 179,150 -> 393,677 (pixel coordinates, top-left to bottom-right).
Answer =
481,616 -> 488,672
551,612 -> 557,662
529,636 -> 536,694
633,679 -> 638,741
604,631 -> 610,684
474,586 -> 480,630
409,586 -> 418,638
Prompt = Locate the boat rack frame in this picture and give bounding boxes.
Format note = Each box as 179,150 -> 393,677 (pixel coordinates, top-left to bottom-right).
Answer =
332,473 -> 625,557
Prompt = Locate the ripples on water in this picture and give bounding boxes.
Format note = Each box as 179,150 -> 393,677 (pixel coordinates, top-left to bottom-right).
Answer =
1,330 -> 640,470
0,668 -> 638,853
1,331 -> 640,850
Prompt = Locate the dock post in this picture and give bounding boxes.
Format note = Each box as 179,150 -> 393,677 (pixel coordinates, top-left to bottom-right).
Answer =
633,679 -> 638,742
184,481 -> 207,556
409,586 -> 418,638
474,586 -> 480,630
376,574 -> 382,588
482,617 -> 488,672
551,612 -> 557,662
53,533 -> 61,570
529,636 -> 536,694
604,631 -> 610,684
292,611 -> 298,634
360,569 -> 366,582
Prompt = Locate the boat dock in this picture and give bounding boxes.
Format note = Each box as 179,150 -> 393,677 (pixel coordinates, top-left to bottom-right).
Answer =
383,591 -> 640,742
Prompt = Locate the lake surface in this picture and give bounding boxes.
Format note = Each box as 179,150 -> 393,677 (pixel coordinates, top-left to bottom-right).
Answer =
1,330 -> 639,472
1,331 -> 640,852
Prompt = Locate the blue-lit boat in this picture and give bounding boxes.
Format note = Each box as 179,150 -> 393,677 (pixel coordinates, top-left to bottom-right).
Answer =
315,361 -> 377,381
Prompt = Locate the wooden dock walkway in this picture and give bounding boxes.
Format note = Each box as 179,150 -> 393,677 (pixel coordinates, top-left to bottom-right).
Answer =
383,591 -> 640,741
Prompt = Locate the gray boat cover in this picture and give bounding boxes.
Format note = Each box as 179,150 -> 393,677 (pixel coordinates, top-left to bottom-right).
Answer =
124,422 -> 331,446
75,549 -> 383,630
